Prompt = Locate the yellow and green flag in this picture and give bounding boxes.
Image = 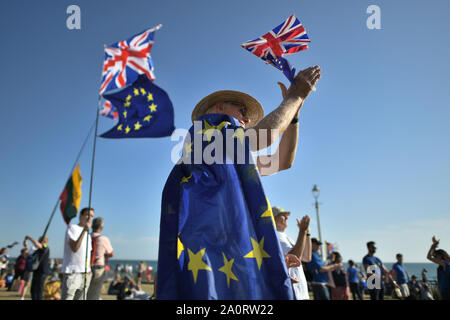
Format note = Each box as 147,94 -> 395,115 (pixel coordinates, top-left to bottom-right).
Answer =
59,164 -> 82,225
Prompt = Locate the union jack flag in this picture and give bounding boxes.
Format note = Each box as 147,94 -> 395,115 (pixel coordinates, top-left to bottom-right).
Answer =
241,14 -> 310,65
100,24 -> 162,94
99,100 -> 119,120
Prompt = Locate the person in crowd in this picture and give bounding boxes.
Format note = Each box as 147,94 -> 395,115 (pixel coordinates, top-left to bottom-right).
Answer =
347,260 -> 363,300
392,253 -> 410,299
87,217 -> 114,300
426,236 -> 450,300
43,272 -> 61,300
108,273 -> 122,295
117,274 -> 137,300
273,206 -> 312,300
61,207 -> 94,300
408,275 -> 421,299
136,261 -> 147,290
145,265 -> 153,282
0,247 -> 9,278
306,238 -> 343,300
362,241 -> 400,300
24,235 -> 50,300
330,252 -> 350,300
12,248 -> 27,291
5,268 -> 15,291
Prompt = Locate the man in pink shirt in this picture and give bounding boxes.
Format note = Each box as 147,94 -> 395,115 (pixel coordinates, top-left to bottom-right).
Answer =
87,217 -> 114,300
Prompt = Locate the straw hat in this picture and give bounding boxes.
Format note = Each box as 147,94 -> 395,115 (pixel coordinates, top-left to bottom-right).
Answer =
272,206 -> 291,218
191,90 -> 264,126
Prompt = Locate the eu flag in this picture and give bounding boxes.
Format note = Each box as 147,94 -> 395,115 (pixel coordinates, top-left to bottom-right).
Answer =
157,114 -> 294,300
270,56 -> 296,86
100,74 -> 175,138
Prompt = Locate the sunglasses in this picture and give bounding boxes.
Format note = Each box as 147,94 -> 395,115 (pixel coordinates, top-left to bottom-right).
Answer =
223,101 -> 247,117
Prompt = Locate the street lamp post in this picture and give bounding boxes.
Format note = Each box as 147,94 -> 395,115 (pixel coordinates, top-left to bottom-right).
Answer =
312,184 -> 326,260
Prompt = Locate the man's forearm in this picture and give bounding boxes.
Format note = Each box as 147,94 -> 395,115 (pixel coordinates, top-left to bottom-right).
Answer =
71,229 -> 87,252
251,95 -> 303,151
288,229 -> 306,259
276,108 -> 301,170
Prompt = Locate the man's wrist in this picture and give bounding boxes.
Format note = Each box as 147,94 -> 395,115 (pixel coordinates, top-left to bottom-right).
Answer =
291,116 -> 299,125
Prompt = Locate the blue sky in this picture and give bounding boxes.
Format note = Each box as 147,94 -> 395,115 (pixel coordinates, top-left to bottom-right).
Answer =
0,0 -> 449,263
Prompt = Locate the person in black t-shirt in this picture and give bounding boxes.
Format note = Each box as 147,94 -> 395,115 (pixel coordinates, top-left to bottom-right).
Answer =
25,235 -> 50,300
330,252 -> 350,300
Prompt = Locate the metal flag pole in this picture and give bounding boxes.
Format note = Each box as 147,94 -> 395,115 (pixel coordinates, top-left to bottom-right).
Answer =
83,94 -> 102,300
41,119 -> 96,238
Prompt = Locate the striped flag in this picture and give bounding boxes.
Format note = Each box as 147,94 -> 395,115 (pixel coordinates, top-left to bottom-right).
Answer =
59,164 -> 83,225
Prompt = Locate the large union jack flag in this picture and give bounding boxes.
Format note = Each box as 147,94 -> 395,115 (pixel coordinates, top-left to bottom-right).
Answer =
100,24 -> 162,94
241,14 -> 310,65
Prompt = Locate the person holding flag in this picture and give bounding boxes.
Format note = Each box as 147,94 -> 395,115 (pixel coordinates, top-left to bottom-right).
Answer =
157,57 -> 321,299
61,207 -> 94,300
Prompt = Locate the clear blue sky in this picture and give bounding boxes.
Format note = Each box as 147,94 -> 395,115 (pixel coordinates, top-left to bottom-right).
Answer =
1,0 -> 449,262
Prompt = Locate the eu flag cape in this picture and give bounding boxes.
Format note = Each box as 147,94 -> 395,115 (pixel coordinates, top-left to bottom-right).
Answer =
157,114 -> 294,300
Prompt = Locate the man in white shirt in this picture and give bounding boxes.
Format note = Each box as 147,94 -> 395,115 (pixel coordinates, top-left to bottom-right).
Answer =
273,206 -> 312,300
61,207 -> 94,300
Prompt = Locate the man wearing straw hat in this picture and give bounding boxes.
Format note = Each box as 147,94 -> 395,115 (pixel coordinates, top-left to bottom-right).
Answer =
157,66 -> 321,299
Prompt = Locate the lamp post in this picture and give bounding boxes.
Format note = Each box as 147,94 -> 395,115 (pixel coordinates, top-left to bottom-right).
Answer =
312,184 -> 326,260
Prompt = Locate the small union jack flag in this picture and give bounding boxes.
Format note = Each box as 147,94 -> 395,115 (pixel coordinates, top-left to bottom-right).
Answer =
99,100 -> 119,120
100,24 -> 162,94
241,14 -> 310,63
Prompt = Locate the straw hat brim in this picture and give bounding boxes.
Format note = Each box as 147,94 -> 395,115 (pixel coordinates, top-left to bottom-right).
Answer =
191,90 -> 264,126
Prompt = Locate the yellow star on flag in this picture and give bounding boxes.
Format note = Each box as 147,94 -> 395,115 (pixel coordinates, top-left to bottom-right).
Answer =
134,122 -> 142,131
140,87 -> 146,95
125,126 -> 131,134
197,120 -> 230,143
218,252 -> 238,288
187,248 -> 212,283
124,101 -> 131,107
123,111 -> 127,118
232,127 -> 245,144
126,95 -> 132,101
180,173 -> 192,185
117,124 -> 123,131
147,93 -> 153,101
149,103 -> 157,112
183,142 -> 193,159
243,237 -> 270,270
143,115 -> 152,122
134,88 -> 139,96
260,197 -> 275,226
177,237 -> 184,260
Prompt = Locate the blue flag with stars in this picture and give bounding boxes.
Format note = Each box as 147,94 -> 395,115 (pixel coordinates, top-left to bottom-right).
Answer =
157,113 -> 294,300
100,74 -> 175,138
269,56 -> 296,86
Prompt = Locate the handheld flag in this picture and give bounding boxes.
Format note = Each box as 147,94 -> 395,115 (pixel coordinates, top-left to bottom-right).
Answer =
100,74 -> 175,139
100,24 -> 162,94
157,114 -> 293,299
59,164 -> 83,225
241,14 -> 310,85
6,242 -> 19,249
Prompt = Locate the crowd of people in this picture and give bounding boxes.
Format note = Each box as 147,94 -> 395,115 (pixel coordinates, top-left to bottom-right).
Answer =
0,208 -> 153,300
273,205 -> 449,300
1,206 -> 449,301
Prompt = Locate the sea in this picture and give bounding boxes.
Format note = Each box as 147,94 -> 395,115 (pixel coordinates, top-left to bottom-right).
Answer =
5,258 -> 439,281
107,261 -> 440,281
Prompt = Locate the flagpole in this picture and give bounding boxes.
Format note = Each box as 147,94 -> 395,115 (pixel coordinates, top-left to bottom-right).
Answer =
83,94 -> 102,300
41,119 -> 96,238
